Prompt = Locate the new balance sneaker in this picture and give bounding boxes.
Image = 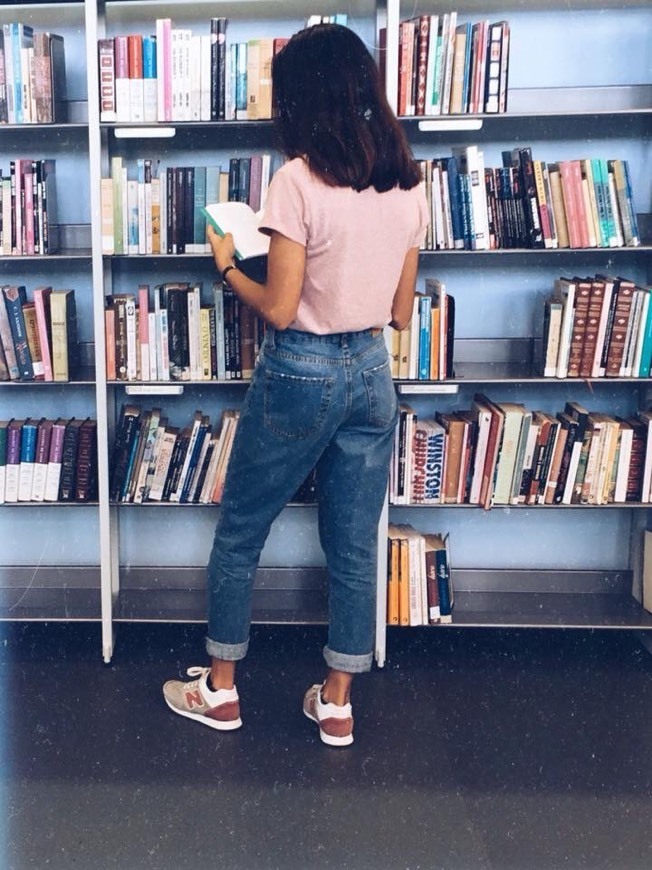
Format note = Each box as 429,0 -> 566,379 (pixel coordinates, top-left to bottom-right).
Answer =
163,667 -> 242,731
303,684 -> 354,747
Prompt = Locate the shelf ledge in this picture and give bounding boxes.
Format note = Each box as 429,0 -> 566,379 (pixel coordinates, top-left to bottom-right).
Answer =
113,126 -> 176,139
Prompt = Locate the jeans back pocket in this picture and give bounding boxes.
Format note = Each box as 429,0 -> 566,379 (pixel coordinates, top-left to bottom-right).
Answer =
362,359 -> 398,429
264,370 -> 335,439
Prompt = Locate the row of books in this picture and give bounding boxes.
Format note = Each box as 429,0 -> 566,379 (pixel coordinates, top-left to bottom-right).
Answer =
0,417 -> 97,504
0,26 -> 67,124
110,405 -> 240,504
105,282 -> 262,382
0,285 -> 78,382
421,147 -> 641,252
398,13 -> 509,116
0,159 -> 58,256
101,154 -> 273,256
542,274 -> 652,380
98,15 -> 348,124
387,525 -> 453,626
391,398 -> 652,509
386,278 -> 455,380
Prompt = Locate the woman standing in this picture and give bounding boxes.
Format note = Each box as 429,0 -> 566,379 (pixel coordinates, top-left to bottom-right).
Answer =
164,23 -> 428,746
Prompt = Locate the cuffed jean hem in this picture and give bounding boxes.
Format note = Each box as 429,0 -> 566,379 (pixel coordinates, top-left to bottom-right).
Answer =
323,645 -> 373,674
205,636 -> 249,661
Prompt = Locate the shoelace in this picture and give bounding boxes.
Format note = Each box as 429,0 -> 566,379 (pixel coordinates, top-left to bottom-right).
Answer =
184,666 -> 209,691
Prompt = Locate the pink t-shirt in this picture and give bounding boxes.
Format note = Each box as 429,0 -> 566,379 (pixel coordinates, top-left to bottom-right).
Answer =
259,158 -> 429,334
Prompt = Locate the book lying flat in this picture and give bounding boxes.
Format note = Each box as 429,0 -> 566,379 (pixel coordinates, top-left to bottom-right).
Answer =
202,202 -> 270,260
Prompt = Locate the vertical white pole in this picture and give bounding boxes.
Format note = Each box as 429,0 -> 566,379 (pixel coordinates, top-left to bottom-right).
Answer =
85,0 -> 116,663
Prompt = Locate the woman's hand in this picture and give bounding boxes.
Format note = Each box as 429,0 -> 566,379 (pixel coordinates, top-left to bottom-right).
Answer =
207,224 -> 236,274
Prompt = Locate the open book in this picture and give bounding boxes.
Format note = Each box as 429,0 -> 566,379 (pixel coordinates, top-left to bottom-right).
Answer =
202,201 -> 270,260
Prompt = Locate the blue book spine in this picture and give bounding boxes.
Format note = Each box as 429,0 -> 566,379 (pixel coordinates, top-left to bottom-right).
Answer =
638,291 -> 652,377
11,24 -> 22,125
121,420 -> 144,502
143,36 -> 156,78
461,22 -> 472,113
445,157 -> 464,249
205,165 -> 220,206
622,160 -> 640,245
20,420 -> 37,463
193,166 -> 207,251
598,159 -> 617,246
418,295 -> 432,380
180,423 -> 208,503
460,173 -> 475,249
435,545 -> 452,618
590,157 -> 609,247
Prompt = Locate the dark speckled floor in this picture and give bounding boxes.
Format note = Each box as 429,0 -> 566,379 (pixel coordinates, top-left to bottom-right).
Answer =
1,622 -> 651,870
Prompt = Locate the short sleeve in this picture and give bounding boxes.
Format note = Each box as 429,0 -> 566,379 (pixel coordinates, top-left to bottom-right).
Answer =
259,161 -> 309,247
409,182 -> 430,249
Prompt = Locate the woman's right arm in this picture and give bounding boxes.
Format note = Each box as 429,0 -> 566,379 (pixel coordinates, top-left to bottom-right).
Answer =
389,246 -> 420,331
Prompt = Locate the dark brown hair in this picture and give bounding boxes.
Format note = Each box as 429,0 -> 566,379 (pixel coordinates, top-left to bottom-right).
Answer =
272,24 -> 421,193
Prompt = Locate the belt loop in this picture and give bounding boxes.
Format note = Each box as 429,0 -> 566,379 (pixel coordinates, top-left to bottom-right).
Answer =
266,326 -> 276,349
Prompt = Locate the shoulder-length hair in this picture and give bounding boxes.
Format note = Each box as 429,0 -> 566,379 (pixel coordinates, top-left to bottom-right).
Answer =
272,24 -> 421,193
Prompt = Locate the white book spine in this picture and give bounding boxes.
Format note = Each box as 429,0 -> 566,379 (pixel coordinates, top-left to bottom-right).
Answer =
137,173 -> 147,256
200,35 -> 212,122
562,440 -> 583,505
614,429 -> 633,503
130,78 -> 145,123
148,431 -> 176,501
18,463 -> 34,502
190,35 -> 202,122
144,172 -> 153,255
43,462 -> 61,502
170,417 -> 201,502
31,462 -> 48,502
187,287 -> 201,381
5,463 -> 19,503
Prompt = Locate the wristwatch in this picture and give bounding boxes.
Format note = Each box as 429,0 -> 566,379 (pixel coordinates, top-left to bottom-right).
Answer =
221,263 -> 237,284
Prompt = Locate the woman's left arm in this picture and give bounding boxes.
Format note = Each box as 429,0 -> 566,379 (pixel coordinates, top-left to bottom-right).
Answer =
208,224 -> 306,331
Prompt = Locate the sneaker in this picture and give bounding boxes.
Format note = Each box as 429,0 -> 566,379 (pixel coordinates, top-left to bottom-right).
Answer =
303,683 -> 354,747
163,667 -> 242,731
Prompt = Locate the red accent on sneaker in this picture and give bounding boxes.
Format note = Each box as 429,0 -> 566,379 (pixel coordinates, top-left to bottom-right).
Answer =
184,688 -> 204,709
204,701 -> 241,723
318,716 -> 354,739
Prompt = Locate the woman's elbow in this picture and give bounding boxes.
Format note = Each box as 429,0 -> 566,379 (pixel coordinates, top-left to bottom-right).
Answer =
266,307 -> 296,331
390,314 -> 411,332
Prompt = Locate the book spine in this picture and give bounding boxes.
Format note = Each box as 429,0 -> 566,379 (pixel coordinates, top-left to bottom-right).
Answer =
44,420 -> 66,501
5,421 -> 22,502
30,419 -> 52,502
3,286 -> 33,379
75,420 -> 97,502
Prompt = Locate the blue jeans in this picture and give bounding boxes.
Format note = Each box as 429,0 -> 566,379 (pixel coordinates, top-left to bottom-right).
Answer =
206,327 -> 398,673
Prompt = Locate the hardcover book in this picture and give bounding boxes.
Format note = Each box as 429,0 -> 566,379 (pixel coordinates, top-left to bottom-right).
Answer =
202,201 -> 269,260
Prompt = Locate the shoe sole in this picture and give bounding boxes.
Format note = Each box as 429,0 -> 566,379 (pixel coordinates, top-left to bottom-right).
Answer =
165,697 -> 243,731
303,706 -> 354,747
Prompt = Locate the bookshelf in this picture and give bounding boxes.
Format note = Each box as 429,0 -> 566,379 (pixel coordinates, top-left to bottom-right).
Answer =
1,0 -> 649,665
84,1 -> 382,661
0,2 -> 100,624
380,0 -> 652,663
